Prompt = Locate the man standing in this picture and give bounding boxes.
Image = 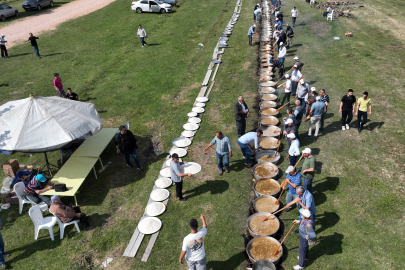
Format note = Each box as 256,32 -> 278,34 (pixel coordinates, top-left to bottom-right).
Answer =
283,166 -> 302,212
237,130 -> 263,166
253,4 -> 260,20
28,33 -> 41,58
356,91 -> 372,133
289,186 -> 316,223
66,88 -> 79,101
293,56 -> 304,71
319,89 -> 330,131
0,230 -> 10,269
287,133 -> 300,167
278,42 -> 287,64
205,131 -> 233,175
293,100 -> 305,130
290,7 -> 299,27
280,74 -> 291,106
294,209 -> 316,270
339,89 -> 356,130
49,195 -> 95,231
53,73 -> 67,98
307,96 -> 326,139
286,25 -> 294,48
137,25 -> 147,47
0,34 -> 8,58
179,214 -> 207,269
301,148 -> 315,193
271,59 -> 284,80
296,79 -> 310,108
290,65 -> 302,97
234,96 -> 249,137
247,24 -> 257,46
277,30 -> 286,52
284,117 -> 298,149
22,174 -> 54,205
304,87 -> 318,118
115,125 -> 142,170
170,153 -> 192,201
254,7 -> 262,22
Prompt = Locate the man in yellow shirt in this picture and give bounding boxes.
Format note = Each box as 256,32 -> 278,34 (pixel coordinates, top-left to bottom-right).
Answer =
355,91 -> 371,133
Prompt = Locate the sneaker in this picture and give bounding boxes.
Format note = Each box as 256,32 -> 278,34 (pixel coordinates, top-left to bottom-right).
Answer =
285,206 -> 292,212
346,124 -> 350,130
342,126 -> 345,131
219,171 -> 223,175
127,164 -> 134,169
179,198 -> 187,201
0,263 -> 6,269
293,265 -> 305,270
245,162 -> 253,167
137,166 -> 142,170
225,168 -> 230,173
84,225 -> 95,231
297,256 -> 309,261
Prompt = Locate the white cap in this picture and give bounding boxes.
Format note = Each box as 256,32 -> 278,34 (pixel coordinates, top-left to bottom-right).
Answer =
287,133 -> 296,139
300,208 -> 312,218
299,79 -> 305,84
285,74 -> 290,78
293,64 -> 298,68
302,148 -> 311,154
253,24 -> 256,27
285,165 -> 295,173
293,56 -> 299,60
280,42 -> 284,46
1,34 -> 4,37
316,96 -> 321,101
311,87 -> 316,91
285,119 -> 293,124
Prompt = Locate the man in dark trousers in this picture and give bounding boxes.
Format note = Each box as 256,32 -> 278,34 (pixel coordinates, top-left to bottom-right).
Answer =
286,25 -> 294,48
0,34 -> 8,58
170,153 -> 192,201
234,96 -> 249,137
293,56 -> 304,71
271,59 -> 284,80
277,30 -> 286,52
339,89 -> 356,131
293,99 -> 305,130
115,125 -> 142,169
27,33 -> 41,58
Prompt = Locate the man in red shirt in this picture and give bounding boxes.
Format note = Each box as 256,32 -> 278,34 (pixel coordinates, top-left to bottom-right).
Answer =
53,73 -> 67,98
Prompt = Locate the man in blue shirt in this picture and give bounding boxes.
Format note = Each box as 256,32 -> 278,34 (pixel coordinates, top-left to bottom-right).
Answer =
170,154 -> 192,201
283,166 -> 302,212
289,186 -> 316,225
295,209 -> 316,270
205,131 -> 233,175
247,24 -> 257,46
237,130 -> 263,166
254,8 -> 262,22
307,96 -> 326,139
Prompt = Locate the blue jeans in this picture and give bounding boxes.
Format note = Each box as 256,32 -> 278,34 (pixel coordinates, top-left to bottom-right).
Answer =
303,176 -> 313,193
279,57 -> 285,64
298,234 -> 309,267
216,152 -> 229,171
357,110 -> 367,128
32,45 -> 40,57
238,141 -> 252,163
140,37 -> 147,46
124,148 -> 141,169
286,191 -> 300,209
0,232 -> 5,264
255,13 -> 259,22
298,97 -> 305,108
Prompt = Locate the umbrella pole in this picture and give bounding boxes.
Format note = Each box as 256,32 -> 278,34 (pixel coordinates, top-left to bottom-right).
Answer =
43,152 -> 59,177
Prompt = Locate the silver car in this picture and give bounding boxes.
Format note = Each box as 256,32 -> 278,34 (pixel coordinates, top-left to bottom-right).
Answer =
0,4 -> 19,22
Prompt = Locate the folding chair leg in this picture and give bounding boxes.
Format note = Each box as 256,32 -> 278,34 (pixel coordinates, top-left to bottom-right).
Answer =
60,226 -> 65,239
34,227 -> 39,240
48,228 -> 55,241
74,222 -> 81,233
19,201 -> 23,214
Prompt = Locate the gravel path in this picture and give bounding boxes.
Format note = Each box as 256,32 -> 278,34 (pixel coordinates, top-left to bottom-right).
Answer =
0,0 -> 117,49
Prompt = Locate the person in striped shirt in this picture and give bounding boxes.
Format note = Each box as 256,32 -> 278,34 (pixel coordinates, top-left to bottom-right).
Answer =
319,89 -> 330,130
205,131 -> 233,175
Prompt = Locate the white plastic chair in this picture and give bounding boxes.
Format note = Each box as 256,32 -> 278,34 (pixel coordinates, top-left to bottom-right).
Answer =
49,209 -> 80,239
327,10 -> 335,21
13,182 -> 32,214
28,205 -> 57,241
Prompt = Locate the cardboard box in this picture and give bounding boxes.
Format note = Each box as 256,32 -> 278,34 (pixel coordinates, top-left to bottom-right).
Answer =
6,196 -> 18,205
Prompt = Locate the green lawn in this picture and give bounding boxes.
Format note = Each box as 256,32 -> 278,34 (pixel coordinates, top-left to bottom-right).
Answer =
0,0 -> 404,269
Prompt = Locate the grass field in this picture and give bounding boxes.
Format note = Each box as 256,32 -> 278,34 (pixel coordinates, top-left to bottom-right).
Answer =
0,0 -> 404,269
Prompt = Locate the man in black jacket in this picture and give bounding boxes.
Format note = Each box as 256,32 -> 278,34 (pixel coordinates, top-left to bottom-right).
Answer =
115,126 -> 142,169
286,25 -> 294,47
234,96 -> 249,137
277,30 -> 286,52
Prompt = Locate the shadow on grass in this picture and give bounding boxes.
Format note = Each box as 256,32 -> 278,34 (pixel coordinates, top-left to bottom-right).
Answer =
207,251 -> 246,270
7,238 -> 61,265
315,211 -> 340,235
43,53 -> 63,57
313,177 -> 339,207
184,180 -> 229,198
306,232 -> 344,267
10,53 -> 31,57
365,121 -> 384,131
146,43 -> 162,46
0,84 -> 9,87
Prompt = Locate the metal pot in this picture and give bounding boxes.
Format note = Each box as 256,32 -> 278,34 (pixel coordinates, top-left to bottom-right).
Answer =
252,260 -> 276,270
246,236 -> 283,264
258,87 -> 276,94
258,101 -> 277,109
253,195 -> 280,213
253,178 -> 281,197
260,93 -> 278,101
252,161 -> 279,180
258,116 -> 279,126
259,107 -> 278,117
247,212 -> 280,238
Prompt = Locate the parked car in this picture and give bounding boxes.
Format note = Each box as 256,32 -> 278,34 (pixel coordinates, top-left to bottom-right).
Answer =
161,0 -> 176,6
131,0 -> 171,14
0,4 -> 19,21
22,0 -> 54,11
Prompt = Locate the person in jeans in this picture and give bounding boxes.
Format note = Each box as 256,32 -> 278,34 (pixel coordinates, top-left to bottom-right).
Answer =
49,195 -> 95,231
247,24 -> 257,46
301,148 -> 315,193
115,125 -> 142,169
0,230 -> 10,269
278,42 -> 287,64
319,89 -> 330,130
296,79 -> 310,109
339,89 -> 356,130
53,73 -> 67,98
287,133 -> 300,167
290,7 -> 299,27
170,153 -> 192,201
234,96 -> 249,137
280,74 -> 292,106
307,96 -> 326,138
27,33 -> 41,58
283,166 -> 302,212
137,25 -> 147,47
204,131 -> 232,175
0,34 -> 8,58
254,7 -> 262,22
179,214 -> 207,269
356,91 -> 372,133
289,186 -> 316,226
237,130 -> 262,166
294,209 -> 316,270
22,174 -> 54,205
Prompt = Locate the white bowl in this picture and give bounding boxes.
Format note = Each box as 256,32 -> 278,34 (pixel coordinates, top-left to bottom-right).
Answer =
145,202 -> 166,217
196,97 -> 209,102
159,167 -> 171,178
169,148 -> 187,157
180,162 -> 202,174
155,177 -> 173,188
137,217 -> 162,234
183,123 -> 199,131
181,130 -> 195,137
192,107 -> 205,113
195,103 -> 206,107
150,188 -> 170,202
172,137 -> 192,148
187,112 -> 197,117
188,117 -> 202,124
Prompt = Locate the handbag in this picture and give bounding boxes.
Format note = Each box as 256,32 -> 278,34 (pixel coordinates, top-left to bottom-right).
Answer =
54,184 -> 68,192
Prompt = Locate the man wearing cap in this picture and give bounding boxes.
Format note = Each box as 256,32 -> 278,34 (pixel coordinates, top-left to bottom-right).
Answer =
319,89 -> 330,130
272,30 -> 279,41
294,208 -> 316,270
283,166 -> 303,212
271,59 -> 285,80
301,148 -> 316,192
289,186 -> 316,224
0,34 -> 8,58
49,195 -> 95,231
171,154 -> 192,201
287,133 -> 300,167
247,24 -> 257,46
307,96 -> 326,139
339,89 -> 356,131
286,25 -> 294,48
234,96 -> 249,137
280,74 -> 291,106
278,42 -> 286,64
238,130 -> 263,166
22,174 -> 54,205
296,79 -> 310,109
284,116 -> 298,149
304,87 -> 318,119
290,7 -> 299,27
205,131 -> 233,175
293,56 -> 304,71
254,7 -> 262,22
115,125 -> 142,170
355,91 -> 372,133
290,65 -> 302,97
293,99 -> 305,129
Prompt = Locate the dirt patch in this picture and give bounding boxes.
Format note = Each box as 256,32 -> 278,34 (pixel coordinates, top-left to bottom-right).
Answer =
188,142 -> 218,183
173,82 -> 200,101
308,21 -> 332,38
386,46 -> 405,50
209,108 -> 221,124
242,61 -> 252,71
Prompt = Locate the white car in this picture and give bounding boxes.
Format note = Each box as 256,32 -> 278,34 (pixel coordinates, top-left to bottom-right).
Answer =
131,0 -> 171,14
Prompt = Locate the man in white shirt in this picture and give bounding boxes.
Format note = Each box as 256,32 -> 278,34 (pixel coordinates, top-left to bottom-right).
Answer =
0,34 -> 8,58
280,74 -> 292,106
290,7 -> 299,27
296,79 -> 310,109
179,214 -> 208,270
287,133 -> 300,167
290,65 -> 302,96
136,25 -> 147,47
278,42 -> 287,64
238,130 -> 263,166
